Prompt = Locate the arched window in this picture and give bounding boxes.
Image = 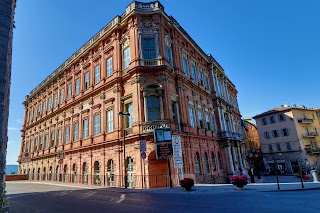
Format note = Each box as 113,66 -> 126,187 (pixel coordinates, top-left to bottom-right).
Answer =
107,159 -> 114,187
64,164 -> 68,182
211,151 -> 217,171
94,161 -> 101,186
195,152 -> 201,175
72,164 -> 77,183
204,152 -> 210,174
82,162 -> 88,184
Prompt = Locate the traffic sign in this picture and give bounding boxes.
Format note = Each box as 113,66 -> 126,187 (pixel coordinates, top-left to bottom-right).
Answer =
172,135 -> 183,168
140,140 -> 146,152
141,151 -> 146,159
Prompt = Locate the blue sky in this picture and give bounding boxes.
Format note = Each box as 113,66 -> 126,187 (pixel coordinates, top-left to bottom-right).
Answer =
7,0 -> 320,165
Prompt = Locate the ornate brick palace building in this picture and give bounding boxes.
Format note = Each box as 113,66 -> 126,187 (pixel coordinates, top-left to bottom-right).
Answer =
18,1 -> 245,188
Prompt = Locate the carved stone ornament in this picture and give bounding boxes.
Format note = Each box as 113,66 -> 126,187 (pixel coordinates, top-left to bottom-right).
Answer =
113,86 -> 123,93
165,35 -> 172,47
130,76 -> 145,85
100,92 -> 106,100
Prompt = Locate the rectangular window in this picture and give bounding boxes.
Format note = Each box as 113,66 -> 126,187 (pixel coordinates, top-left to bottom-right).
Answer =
191,64 -> 197,80
198,110 -> 204,129
212,114 -> 217,132
29,110 -> 33,123
147,96 -> 160,121
107,110 -> 113,132
33,107 -> 37,119
67,84 -> 72,100
53,93 -> 58,108
276,143 -> 281,151
182,56 -> 189,76
39,136 -> 43,150
189,107 -> 196,128
83,119 -> 89,139
282,128 -> 289,136
38,105 -> 41,115
51,131 -> 55,147
60,89 -> 64,104
58,129 -> 62,146
199,71 -> 204,86
279,114 -> 286,121
142,37 -> 156,59
123,47 -> 130,69
48,98 -> 52,111
205,75 -> 210,90
262,118 -> 268,125
272,130 -> 279,138
107,57 -> 113,77
126,103 -> 134,128
42,101 -> 46,115
94,114 -> 100,136
270,116 -> 276,123
73,123 -> 79,141
172,102 -> 178,124
34,139 -> 37,152
205,114 -> 211,130
75,78 -> 80,95
268,144 -> 273,152
84,72 -> 90,90
264,132 -> 271,139
286,142 -> 291,150
94,65 -> 100,84
65,126 -> 69,144
45,134 -> 49,149
166,47 -> 172,66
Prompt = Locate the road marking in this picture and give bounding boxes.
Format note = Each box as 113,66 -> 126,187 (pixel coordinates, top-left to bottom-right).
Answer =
81,191 -> 96,199
116,194 -> 126,203
54,192 -> 68,197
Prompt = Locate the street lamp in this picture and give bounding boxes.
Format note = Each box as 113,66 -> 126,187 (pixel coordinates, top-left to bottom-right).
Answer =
118,111 -> 130,188
247,149 -> 261,183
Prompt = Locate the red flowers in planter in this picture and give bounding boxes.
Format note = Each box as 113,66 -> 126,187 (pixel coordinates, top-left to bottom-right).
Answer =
180,178 -> 194,191
231,175 -> 249,186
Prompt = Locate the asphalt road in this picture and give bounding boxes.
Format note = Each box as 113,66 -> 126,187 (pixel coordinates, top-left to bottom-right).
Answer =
7,182 -> 320,213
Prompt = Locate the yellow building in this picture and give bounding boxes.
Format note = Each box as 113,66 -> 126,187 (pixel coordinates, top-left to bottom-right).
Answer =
253,105 -> 320,174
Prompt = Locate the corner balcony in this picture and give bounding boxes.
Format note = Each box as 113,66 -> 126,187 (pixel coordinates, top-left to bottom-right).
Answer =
142,120 -> 169,133
220,131 -> 244,141
141,59 -> 161,67
298,118 -> 313,124
303,132 -> 319,138
305,147 -> 320,154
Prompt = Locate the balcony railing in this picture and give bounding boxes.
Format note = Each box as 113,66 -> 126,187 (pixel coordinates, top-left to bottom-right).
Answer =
298,118 -> 314,123
303,132 -> 319,138
141,59 -> 160,67
220,131 -> 244,141
142,120 -> 169,133
305,147 -> 320,154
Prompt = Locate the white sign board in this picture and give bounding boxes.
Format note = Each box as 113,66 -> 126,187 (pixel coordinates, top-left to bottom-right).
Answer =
172,135 -> 183,168
140,140 -> 146,152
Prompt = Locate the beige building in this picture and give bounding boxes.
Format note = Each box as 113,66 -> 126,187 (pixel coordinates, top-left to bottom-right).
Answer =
253,105 -> 320,174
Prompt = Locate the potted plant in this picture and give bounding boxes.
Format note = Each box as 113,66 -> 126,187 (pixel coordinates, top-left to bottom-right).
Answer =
231,175 -> 249,190
180,178 -> 194,191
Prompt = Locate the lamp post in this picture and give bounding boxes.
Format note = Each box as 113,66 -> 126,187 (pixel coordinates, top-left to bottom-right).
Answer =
247,149 -> 261,183
118,111 -> 130,189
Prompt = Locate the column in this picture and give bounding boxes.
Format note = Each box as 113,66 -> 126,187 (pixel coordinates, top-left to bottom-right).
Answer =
237,142 -> 244,171
231,142 -> 238,171
225,141 -> 234,173
217,107 -> 223,131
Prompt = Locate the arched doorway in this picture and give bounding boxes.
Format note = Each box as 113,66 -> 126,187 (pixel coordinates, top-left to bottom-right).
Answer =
32,168 -> 35,180
148,151 -> 168,188
37,168 -> 40,180
107,159 -> 114,187
43,167 -> 46,180
49,166 -> 53,181
93,161 -> 100,185
72,164 -> 77,183
63,164 -> 68,182
56,165 -> 61,181
195,152 -> 201,175
126,157 -> 134,188
82,162 -> 88,184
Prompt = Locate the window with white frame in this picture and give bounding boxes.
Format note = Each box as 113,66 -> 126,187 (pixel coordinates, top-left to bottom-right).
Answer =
189,107 -> 196,128
125,103 -> 134,128
58,129 -> 62,146
83,119 -> 89,139
60,89 -> 64,104
33,107 -> 36,119
51,131 -> 55,147
142,37 -> 156,59
73,122 -> 79,141
67,84 -> 72,100
84,72 -> 90,90
42,101 -> 46,115
53,93 -> 58,108
48,98 -> 52,111
45,134 -> 49,149
199,70 -> 204,86
198,110 -> 204,129
65,126 -> 69,144
205,75 -> 210,90
94,65 -> 100,84
123,47 -> 130,69
94,114 -> 100,136
106,57 -> 113,77
38,104 -> 41,115
165,36 -> 173,67
191,62 -> 197,81
182,54 -> 189,76
147,96 -> 160,121
39,136 -> 43,150
75,78 -> 80,95
107,110 -> 113,132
